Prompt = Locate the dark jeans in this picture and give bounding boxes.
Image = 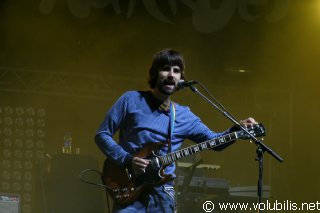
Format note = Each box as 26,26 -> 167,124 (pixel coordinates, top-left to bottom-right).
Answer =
112,184 -> 175,213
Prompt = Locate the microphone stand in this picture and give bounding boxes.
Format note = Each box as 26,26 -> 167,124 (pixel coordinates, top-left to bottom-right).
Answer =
188,84 -> 283,212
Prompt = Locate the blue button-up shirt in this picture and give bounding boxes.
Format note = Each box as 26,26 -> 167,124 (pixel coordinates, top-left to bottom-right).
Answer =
95,91 -> 231,176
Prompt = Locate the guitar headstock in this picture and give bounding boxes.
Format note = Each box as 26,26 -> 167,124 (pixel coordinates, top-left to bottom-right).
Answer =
237,123 -> 266,140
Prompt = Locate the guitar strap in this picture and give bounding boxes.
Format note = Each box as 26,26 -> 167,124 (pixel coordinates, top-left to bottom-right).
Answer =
168,101 -> 176,154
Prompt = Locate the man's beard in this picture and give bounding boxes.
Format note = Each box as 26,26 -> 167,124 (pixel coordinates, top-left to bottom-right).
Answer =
156,81 -> 176,95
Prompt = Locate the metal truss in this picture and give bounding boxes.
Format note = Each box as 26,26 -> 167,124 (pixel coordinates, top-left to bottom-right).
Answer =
0,67 -> 145,99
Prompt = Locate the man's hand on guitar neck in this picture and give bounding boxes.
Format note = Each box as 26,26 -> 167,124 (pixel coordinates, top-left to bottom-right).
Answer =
131,157 -> 150,175
239,117 -> 257,128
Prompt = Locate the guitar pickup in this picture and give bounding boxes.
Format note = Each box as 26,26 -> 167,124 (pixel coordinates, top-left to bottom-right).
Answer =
149,157 -> 161,169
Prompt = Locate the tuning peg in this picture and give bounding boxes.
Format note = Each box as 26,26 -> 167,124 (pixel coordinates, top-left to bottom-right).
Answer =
261,137 -> 264,141
249,139 -> 253,143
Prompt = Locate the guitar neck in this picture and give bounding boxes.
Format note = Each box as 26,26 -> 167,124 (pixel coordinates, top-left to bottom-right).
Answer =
159,131 -> 238,166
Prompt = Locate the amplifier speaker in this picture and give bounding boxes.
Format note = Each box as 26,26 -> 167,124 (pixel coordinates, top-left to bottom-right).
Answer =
0,194 -> 20,213
46,154 -> 106,213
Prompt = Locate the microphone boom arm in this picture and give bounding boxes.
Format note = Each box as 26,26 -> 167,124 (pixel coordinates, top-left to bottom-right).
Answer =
188,84 -> 283,162
187,83 -> 283,211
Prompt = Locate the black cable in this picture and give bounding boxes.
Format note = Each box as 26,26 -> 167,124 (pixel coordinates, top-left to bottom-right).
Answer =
78,168 -> 111,189
78,168 -> 112,213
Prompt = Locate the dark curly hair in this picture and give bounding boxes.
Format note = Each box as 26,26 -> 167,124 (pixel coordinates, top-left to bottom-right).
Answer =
148,49 -> 186,89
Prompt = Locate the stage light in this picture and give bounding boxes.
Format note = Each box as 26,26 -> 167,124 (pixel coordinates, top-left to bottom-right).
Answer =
0,105 -> 46,213
4,106 -> 13,115
13,161 -> 23,170
22,203 -> 32,213
3,127 -> 12,136
4,116 -> 13,125
25,129 -> 34,137
25,150 -> 33,159
3,138 -> 12,147
15,117 -> 24,126
26,117 -> 34,127
23,193 -> 32,202
37,118 -> 46,127
36,150 -> 45,159
24,172 -> 32,181
3,149 -> 12,158
1,182 -> 10,191
26,107 -> 35,116
24,161 -> 33,170
36,140 -> 45,149
26,139 -> 34,149
37,108 -> 46,117
14,139 -> 24,148
12,182 -> 21,191
14,150 -> 23,158
23,182 -> 32,192
37,129 -> 45,138
2,160 -> 11,169
15,106 -> 24,116
14,128 -> 24,137
2,171 -> 11,180
12,171 -> 22,180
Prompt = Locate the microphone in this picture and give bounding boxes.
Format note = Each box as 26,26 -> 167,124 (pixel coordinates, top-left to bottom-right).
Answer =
178,80 -> 198,89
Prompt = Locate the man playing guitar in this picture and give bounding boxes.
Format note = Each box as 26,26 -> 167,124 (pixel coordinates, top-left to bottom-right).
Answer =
95,49 -> 258,213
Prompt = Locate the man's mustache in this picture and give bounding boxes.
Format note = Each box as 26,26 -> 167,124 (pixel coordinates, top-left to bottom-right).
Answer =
163,78 -> 176,85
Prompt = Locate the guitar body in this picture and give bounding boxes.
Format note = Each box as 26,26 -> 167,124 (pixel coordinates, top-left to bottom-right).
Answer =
102,142 -> 173,205
102,123 -> 266,205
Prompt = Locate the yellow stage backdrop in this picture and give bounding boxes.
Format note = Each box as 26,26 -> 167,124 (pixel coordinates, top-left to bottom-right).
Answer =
0,0 -> 319,212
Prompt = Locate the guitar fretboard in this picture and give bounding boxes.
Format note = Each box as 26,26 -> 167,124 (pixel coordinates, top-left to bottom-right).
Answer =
159,132 -> 238,166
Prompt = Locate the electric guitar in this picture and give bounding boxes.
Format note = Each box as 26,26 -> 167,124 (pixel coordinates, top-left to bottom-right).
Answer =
102,123 -> 266,205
